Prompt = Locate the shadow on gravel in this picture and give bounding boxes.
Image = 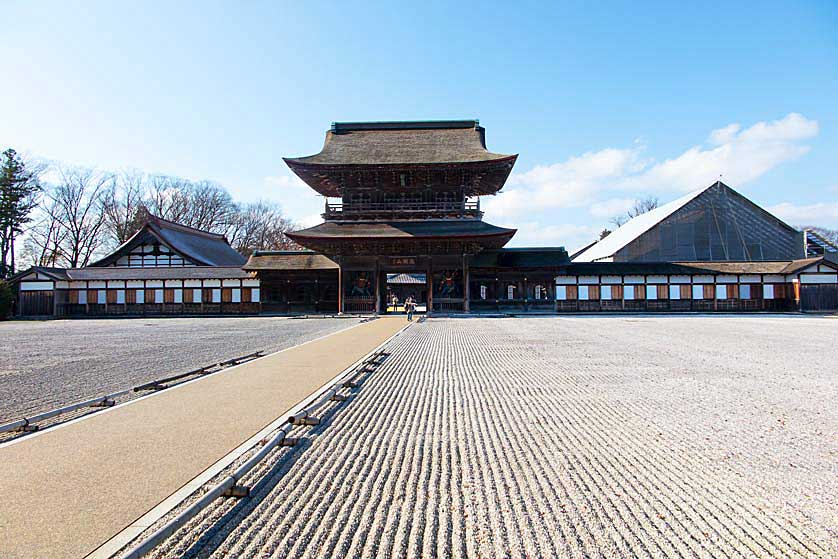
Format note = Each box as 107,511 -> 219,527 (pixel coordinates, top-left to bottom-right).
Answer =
175,387 -> 369,558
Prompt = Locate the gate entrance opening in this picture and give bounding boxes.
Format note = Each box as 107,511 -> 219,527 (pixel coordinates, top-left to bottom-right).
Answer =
384,273 -> 427,313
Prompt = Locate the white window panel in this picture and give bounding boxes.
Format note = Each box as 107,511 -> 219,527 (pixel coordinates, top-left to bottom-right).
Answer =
555,285 -> 567,301
174,289 -> 183,303
155,288 -> 164,303
669,285 -> 680,300
764,284 -> 775,299
624,285 -> 635,300
692,285 -> 703,300
232,288 -> 241,303
740,285 -> 751,299
579,286 -> 589,300
480,285 -> 487,300
601,285 -> 612,300
136,289 -> 145,304
716,285 -> 727,299
193,288 -> 202,302
212,288 -> 221,303
646,285 -> 657,300
78,290 -> 87,304
251,288 -> 260,303
116,290 -> 125,304
97,290 -> 106,304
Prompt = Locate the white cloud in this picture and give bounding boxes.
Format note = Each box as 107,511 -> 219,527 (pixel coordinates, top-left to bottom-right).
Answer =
263,173 -> 324,227
768,202 -> 838,227
635,113 -> 818,192
708,123 -> 741,146
484,113 -> 819,223
483,146 -> 645,219
264,174 -> 310,192
588,197 -> 636,218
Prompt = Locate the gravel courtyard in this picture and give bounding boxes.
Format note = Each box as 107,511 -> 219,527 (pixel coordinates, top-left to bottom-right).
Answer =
0,316 -> 361,423
148,315 -> 837,559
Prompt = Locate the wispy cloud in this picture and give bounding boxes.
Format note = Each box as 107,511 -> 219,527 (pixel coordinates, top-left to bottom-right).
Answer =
768,201 -> 838,227
487,112 -> 820,250
484,113 -> 819,223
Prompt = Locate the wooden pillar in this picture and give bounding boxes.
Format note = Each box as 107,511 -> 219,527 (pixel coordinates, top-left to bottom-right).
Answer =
374,258 -> 381,315
426,260 -> 433,315
337,260 -> 344,315
463,253 -> 470,313
523,274 -> 528,312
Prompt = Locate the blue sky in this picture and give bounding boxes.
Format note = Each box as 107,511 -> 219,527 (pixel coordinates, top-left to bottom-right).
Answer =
2,0 -> 836,250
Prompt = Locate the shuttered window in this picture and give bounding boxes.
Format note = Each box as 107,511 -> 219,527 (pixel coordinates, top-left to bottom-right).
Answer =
588,285 -> 600,300
126,289 -> 137,304
69,290 -> 80,304
680,284 -> 691,299
703,285 -> 715,300
145,289 -> 156,303
222,288 -> 233,303
242,287 -> 252,303
183,288 -> 193,303
88,290 -> 98,304
566,285 -> 578,300
107,289 -> 118,304
726,284 -> 739,299
612,285 -> 623,300
164,288 -> 175,303
657,285 -> 668,300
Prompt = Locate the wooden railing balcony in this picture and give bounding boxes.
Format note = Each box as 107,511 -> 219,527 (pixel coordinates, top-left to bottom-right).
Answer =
324,200 -> 481,220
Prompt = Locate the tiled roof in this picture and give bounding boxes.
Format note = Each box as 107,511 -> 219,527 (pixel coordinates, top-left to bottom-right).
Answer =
284,121 -> 515,166
471,248 -> 570,268
243,251 -> 338,271
287,220 -> 516,240
90,215 -> 246,267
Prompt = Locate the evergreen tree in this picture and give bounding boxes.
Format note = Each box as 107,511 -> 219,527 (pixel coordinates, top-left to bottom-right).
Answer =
0,149 -> 41,277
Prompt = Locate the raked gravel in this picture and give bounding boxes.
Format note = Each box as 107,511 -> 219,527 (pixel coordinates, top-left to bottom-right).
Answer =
145,315 -> 836,558
0,316 -> 360,423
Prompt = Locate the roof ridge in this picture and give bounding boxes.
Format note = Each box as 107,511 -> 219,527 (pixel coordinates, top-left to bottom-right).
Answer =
146,214 -> 226,239
332,120 -> 479,133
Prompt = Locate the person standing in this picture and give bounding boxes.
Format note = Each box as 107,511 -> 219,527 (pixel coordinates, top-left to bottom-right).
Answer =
405,296 -> 415,321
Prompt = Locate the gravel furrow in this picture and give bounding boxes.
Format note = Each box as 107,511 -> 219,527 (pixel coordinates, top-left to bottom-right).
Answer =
145,316 -> 836,559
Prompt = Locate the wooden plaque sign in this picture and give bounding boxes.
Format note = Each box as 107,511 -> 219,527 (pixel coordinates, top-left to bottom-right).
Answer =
388,257 -> 417,267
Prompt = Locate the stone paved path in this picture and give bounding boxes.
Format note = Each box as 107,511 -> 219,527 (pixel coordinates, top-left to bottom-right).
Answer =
0,317 -> 405,559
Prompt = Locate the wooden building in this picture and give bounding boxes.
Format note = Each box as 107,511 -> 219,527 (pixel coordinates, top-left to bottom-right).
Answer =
270,120 -> 528,314
11,215 -> 260,317
9,121 -> 838,317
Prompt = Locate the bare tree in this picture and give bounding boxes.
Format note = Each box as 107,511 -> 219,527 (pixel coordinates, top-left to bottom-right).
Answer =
145,176 -> 234,232
102,170 -> 148,245
20,194 -> 69,267
49,167 -> 112,267
226,201 -> 296,256
610,196 -> 660,227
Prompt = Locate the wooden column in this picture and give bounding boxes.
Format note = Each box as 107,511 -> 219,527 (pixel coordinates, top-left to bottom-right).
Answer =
337,260 -> 344,315
374,258 -> 381,315
463,253 -> 470,313
426,260 -> 433,315
523,274 -> 528,312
